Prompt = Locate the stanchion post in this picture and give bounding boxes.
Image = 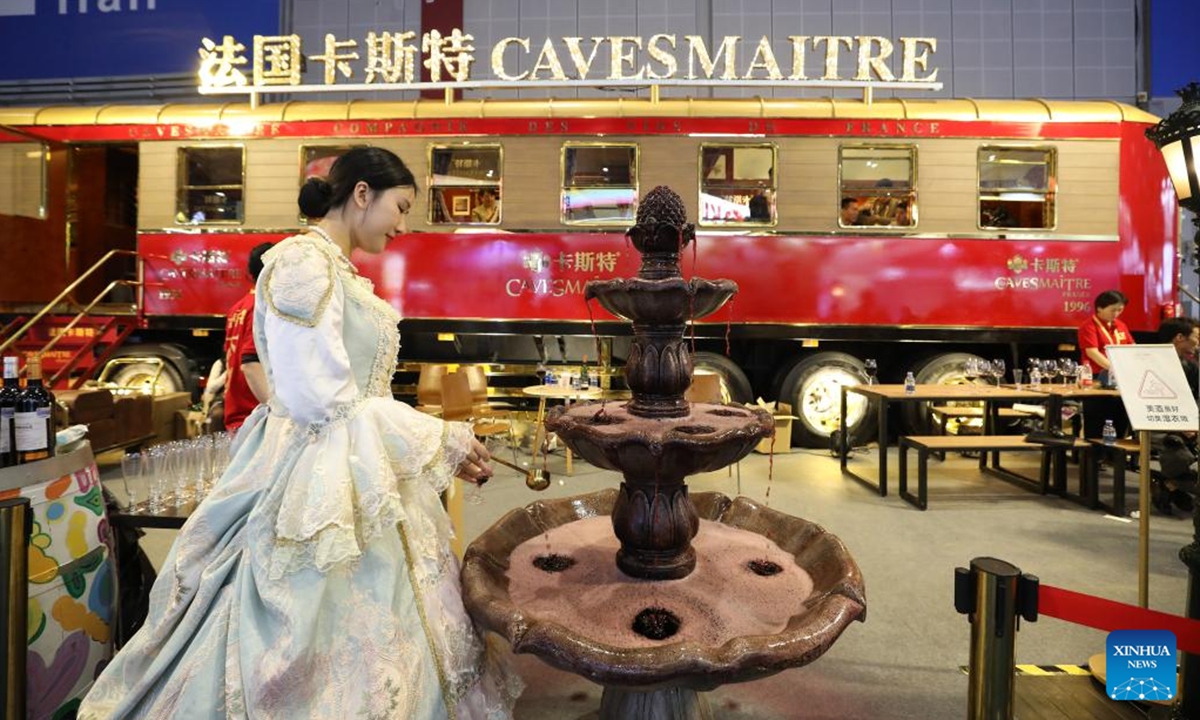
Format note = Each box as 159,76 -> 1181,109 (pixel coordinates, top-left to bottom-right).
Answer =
1173,508 -> 1200,719
0,498 -> 30,720
955,557 -> 1039,720
1139,429 -> 1152,608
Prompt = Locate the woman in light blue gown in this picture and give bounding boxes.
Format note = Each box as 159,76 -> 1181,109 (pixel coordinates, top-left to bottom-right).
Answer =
80,148 -> 521,719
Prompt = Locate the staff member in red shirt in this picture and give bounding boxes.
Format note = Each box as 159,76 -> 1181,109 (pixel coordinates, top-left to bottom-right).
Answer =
1077,289 -> 1133,438
1078,289 -> 1134,382
223,242 -> 275,432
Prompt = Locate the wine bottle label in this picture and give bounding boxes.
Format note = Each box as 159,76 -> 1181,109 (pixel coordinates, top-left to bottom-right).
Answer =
0,408 -> 11,453
14,408 -> 49,451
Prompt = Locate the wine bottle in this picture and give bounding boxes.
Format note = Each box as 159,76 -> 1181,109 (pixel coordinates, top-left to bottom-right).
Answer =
15,356 -> 55,464
0,357 -> 19,468
580,355 -> 591,390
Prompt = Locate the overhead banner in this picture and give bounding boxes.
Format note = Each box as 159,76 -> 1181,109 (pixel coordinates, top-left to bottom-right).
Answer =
196,30 -> 942,97
0,0 -> 278,81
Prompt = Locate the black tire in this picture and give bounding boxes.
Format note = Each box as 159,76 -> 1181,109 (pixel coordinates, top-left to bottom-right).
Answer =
900,352 -> 987,434
779,352 -> 878,449
690,352 -> 753,404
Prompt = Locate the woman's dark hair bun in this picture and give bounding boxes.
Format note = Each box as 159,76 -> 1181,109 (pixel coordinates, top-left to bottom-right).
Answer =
298,177 -> 334,218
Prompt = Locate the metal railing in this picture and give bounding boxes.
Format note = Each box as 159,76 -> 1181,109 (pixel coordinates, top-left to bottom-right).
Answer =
0,249 -> 139,358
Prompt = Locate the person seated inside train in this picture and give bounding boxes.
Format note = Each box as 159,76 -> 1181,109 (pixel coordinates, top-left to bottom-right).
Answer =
471,188 -> 500,223
840,197 -> 862,226
748,190 -> 771,221
892,201 -> 912,227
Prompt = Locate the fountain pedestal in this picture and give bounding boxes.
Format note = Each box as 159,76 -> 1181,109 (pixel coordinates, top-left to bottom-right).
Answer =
460,186 -> 865,719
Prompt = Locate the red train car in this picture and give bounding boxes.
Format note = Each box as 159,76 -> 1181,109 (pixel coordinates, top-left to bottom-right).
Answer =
0,97 -> 1181,445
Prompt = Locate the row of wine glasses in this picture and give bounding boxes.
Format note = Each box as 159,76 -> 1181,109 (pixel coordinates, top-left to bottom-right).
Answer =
962,357 -> 1007,386
1026,358 -> 1080,384
119,432 -> 233,513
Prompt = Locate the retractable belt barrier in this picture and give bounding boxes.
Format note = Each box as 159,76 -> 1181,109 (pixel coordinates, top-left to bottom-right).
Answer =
955,557 -> 1200,720
1038,584 -> 1200,655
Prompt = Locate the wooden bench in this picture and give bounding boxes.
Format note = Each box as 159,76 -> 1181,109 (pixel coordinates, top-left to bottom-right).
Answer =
897,435 -> 1079,510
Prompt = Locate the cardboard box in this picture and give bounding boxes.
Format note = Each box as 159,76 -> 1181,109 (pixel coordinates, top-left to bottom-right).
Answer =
151,392 -> 192,443
752,401 -> 797,454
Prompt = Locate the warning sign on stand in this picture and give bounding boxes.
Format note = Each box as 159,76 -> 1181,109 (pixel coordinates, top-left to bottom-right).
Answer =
1106,345 -> 1199,432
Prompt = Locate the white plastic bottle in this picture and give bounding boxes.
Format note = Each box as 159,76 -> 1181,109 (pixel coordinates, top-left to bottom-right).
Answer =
1102,419 -> 1117,445
904,371 -> 916,395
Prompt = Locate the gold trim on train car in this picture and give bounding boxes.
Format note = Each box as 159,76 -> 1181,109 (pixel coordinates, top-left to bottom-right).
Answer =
976,144 -> 1058,232
836,143 -> 919,230
696,142 -> 779,228
0,97 -> 1160,129
426,142 -> 504,226
559,141 -> 639,227
175,144 -> 247,225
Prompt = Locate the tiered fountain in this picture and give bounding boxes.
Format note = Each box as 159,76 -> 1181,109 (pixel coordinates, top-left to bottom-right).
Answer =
462,187 -> 865,720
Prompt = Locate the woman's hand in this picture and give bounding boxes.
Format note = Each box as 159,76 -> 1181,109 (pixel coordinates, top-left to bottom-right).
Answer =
456,438 -> 494,485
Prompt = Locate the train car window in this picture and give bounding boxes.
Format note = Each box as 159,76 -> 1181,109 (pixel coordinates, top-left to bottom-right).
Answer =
176,146 -> 245,224
838,146 -> 917,229
428,145 -> 503,225
699,144 -> 777,227
0,142 -> 47,219
561,143 -> 638,225
978,147 -> 1056,230
299,145 -> 366,224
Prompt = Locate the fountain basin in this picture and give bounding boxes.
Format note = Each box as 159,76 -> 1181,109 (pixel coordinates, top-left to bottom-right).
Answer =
587,277 -> 737,324
461,488 -> 866,692
545,402 -> 774,479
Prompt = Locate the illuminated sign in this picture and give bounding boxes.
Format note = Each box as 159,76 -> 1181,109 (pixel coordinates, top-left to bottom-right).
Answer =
197,31 -> 942,98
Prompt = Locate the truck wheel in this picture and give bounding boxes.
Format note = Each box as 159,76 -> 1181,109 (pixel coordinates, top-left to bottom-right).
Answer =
779,352 -> 877,449
901,352 -> 987,434
691,352 -> 753,404
106,361 -> 186,396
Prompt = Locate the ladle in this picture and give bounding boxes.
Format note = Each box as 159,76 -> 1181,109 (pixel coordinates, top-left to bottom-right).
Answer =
487,455 -> 552,491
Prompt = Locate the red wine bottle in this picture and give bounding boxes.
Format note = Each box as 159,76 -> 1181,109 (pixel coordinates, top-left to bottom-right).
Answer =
0,357 -> 19,468
15,356 -> 55,464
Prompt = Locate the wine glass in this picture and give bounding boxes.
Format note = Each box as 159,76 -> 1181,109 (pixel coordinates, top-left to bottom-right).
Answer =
991,359 -> 1006,387
1058,358 -> 1077,387
864,358 -> 878,385
963,358 -> 979,384
120,451 -> 141,512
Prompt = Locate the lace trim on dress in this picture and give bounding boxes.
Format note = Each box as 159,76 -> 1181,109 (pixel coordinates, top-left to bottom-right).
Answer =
266,416 -> 473,581
261,240 -> 336,327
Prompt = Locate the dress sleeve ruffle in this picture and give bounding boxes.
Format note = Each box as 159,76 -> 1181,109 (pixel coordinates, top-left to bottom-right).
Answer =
267,396 -> 475,581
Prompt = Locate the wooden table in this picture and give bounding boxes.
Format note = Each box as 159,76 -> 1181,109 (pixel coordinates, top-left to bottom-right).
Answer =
839,383 -> 1049,497
108,499 -> 195,530
1028,384 -> 1122,432
522,385 -> 603,472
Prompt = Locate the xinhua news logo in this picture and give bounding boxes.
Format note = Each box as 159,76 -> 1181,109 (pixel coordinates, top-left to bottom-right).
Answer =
1106,630 -> 1176,701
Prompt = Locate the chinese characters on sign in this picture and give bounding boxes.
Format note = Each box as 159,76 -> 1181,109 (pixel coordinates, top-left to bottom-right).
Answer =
197,31 -> 941,94
996,254 -> 1093,314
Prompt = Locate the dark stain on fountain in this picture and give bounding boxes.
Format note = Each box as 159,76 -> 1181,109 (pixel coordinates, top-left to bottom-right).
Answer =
533,554 -> 577,573
708,408 -> 748,417
747,559 -> 783,577
632,607 -> 681,640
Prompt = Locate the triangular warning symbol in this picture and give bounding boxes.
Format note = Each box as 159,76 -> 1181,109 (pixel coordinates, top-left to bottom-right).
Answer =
1138,371 -> 1177,399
